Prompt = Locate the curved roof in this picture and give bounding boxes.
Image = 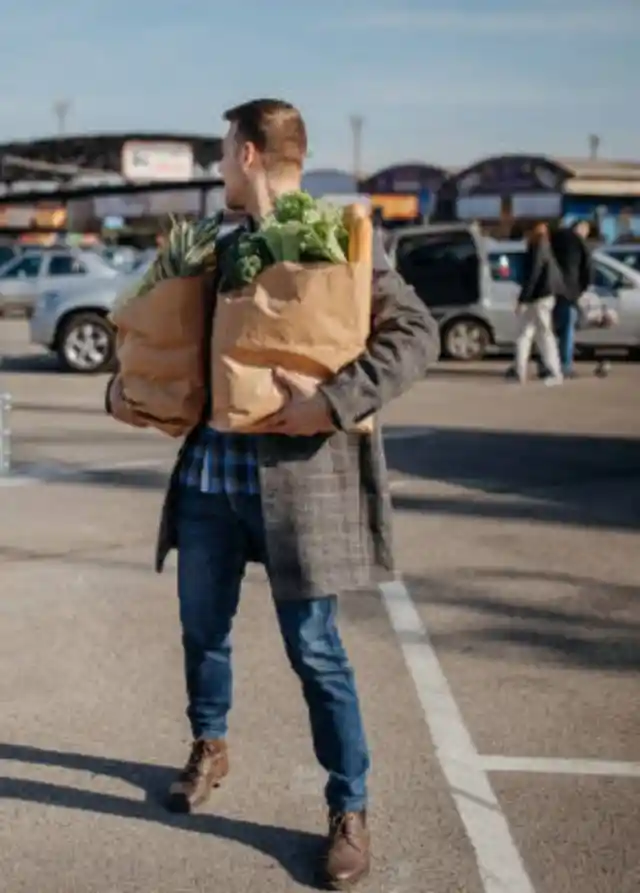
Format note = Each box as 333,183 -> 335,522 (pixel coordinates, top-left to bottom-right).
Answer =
0,132 -> 222,182
439,154 -> 571,197
360,162 -> 451,194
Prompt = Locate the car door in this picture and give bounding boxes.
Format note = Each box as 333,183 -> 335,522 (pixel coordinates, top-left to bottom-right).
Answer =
485,250 -> 524,346
576,258 -> 639,348
0,253 -> 43,316
41,252 -> 92,295
388,224 -> 484,318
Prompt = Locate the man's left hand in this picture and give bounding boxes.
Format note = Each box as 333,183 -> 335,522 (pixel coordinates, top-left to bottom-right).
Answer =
249,368 -> 336,436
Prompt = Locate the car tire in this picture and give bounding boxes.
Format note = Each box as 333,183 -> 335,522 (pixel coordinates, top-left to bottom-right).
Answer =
57,311 -> 116,374
442,317 -> 492,361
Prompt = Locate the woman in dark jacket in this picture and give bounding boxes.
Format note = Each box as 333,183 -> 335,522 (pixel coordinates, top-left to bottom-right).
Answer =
514,223 -> 564,385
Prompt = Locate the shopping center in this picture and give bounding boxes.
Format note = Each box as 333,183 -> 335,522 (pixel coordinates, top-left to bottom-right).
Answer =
1,132 -> 640,243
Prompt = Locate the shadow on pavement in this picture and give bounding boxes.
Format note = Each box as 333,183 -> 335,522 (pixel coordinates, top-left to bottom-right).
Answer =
0,743 -> 324,888
385,425 -> 640,531
0,353 -> 61,374
345,568 -> 640,673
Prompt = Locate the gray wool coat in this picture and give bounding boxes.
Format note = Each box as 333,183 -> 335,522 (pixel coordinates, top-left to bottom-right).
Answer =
149,229 -> 439,601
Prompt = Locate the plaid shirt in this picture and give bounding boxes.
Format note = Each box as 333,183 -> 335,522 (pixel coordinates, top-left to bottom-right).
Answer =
178,426 -> 260,495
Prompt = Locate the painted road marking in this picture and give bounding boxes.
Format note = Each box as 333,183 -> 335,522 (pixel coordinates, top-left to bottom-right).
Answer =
478,756 -> 640,777
379,579 -> 537,893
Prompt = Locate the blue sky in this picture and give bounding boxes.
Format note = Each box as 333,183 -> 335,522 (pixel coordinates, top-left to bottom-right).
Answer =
0,0 -> 638,172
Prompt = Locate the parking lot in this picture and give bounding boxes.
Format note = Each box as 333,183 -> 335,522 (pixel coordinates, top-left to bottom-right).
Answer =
1,319 -> 639,893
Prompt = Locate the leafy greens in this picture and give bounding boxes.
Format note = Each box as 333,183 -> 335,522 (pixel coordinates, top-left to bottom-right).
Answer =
220,191 -> 349,291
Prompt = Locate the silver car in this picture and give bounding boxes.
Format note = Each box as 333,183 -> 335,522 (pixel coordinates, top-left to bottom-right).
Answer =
385,224 -> 640,360
486,241 -> 640,358
29,259 -> 154,373
30,225 -> 239,374
0,248 -> 119,319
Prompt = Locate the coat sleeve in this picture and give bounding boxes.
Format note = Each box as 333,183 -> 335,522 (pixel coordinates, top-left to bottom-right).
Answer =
518,243 -> 539,304
319,231 -> 440,430
578,240 -> 593,295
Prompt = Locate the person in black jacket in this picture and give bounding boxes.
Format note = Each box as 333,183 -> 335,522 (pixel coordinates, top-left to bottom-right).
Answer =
548,220 -> 592,376
514,222 -> 564,384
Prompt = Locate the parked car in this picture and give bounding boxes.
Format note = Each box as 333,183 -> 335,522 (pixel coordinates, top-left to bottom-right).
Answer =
384,225 -> 640,359
29,258 -> 155,373
29,227 -> 239,373
0,248 -> 119,318
600,243 -> 640,273
0,241 -> 21,269
385,223 -> 495,360
486,241 -> 640,358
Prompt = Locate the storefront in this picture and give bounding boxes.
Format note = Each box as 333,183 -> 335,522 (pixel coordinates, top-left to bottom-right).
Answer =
434,155 -> 568,236
359,163 -> 450,224
434,154 -> 640,239
558,159 -> 640,241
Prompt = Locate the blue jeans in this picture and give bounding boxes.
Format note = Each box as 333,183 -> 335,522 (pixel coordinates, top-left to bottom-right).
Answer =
175,487 -> 370,812
553,299 -> 578,374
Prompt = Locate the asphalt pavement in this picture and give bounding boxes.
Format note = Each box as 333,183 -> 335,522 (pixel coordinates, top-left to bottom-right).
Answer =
1,321 -> 639,893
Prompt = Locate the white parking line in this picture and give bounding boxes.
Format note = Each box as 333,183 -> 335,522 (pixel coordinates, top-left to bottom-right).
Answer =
478,756 -> 640,777
379,579 -> 537,893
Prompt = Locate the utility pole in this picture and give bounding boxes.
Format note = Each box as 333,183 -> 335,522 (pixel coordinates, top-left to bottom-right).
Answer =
588,134 -> 600,160
349,114 -> 364,181
53,99 -> 72,135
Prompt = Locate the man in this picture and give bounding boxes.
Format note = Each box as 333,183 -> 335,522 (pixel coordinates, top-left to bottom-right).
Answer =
108,98 -> 439,889
548,219 -> 593,377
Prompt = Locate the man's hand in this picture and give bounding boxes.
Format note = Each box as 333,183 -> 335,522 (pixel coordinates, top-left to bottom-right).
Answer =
250,368 -> 336,436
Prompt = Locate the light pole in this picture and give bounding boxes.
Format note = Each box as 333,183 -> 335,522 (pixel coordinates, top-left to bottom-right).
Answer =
349,114 -> 364,181
53,99 -> 72,135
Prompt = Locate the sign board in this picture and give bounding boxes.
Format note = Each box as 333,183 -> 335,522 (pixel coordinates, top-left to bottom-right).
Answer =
121,141 -> 194,182
369,194 -> 418,220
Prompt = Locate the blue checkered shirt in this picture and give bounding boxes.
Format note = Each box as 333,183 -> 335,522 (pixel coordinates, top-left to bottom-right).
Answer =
178,426 -> 260,495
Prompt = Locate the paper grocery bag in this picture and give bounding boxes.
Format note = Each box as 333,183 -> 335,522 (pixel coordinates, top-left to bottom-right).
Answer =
210,203 -> 375,433
111,275 -> 208,436
211,260 -> 371,431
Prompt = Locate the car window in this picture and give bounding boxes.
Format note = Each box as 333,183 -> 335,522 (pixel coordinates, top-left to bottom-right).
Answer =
611,251 -> 640,272
395,231 -> 480,307
489,251 -> 525,284
0,246 -> 16,268
47,254 -> 89,276
592,261 -> 634,293
0,254 -> 42,279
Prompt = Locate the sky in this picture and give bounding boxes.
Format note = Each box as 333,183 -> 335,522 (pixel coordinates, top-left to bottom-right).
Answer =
0,0 -> 638,173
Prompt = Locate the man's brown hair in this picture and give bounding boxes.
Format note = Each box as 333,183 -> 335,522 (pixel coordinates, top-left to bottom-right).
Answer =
223,98 -> 307,172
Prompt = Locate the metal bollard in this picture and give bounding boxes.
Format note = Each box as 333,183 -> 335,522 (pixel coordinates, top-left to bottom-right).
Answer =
0,392 -> 11,475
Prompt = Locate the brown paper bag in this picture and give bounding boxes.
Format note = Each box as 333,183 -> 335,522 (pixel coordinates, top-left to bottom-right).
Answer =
111,275 -> 208,436
211,203 -> 375,433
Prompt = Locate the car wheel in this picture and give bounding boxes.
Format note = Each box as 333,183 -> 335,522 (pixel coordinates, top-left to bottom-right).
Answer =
57,312 -> 115,374
443,318 -> 491,361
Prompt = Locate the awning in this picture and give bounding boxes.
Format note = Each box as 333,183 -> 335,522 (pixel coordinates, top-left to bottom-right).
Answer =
563,178 -> 640,197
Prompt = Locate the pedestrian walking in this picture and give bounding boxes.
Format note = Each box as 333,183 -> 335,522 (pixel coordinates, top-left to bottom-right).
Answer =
106,98 -> 440,888
513,222 -> 564,385
548,219 -> 593,377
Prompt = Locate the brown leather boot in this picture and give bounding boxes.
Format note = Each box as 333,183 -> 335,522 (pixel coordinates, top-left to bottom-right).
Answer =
323,810 -> 371,889
166,739 -> 229,813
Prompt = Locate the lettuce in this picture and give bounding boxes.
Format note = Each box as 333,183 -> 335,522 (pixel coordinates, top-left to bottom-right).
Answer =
221,191 -> 349,290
